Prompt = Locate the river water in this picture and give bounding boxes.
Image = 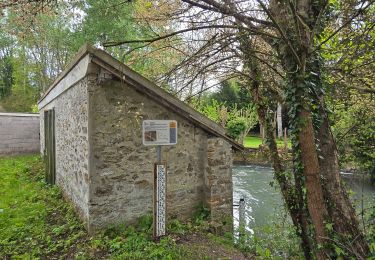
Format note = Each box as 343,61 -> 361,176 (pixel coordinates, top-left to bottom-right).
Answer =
232,165 -> 375,232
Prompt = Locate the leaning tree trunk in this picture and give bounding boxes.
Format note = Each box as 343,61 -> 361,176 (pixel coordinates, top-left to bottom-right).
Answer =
316,101 -> 370,257
307,55 -> 370,258
241,36 -> 314,258
268,0 -> 340,257
297,107 -> 330,259
318,114 -> 369,258
258,103 -> 314,259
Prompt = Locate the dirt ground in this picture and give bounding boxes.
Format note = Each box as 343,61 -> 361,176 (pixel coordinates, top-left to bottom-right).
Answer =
173,233 -> 251,260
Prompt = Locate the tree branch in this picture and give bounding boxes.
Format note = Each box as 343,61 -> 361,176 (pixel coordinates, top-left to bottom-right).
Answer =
255,0 -> 303,68
182,0 -> 275,27
103,25 -> 247,47
311,0 -> 375,54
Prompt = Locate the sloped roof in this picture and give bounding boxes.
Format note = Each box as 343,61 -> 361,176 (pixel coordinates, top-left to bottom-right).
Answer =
38,43 -> 243,151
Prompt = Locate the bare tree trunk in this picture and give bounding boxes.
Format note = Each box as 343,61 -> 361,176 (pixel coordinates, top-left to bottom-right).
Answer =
259,123 -> 265,143
284,128 -> 288,150
277,102 -> 283,138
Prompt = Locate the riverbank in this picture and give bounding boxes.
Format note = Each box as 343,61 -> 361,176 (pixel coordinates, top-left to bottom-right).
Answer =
233,148 -> 290,167
0,155 -> 249,259
234,148 -> 372,177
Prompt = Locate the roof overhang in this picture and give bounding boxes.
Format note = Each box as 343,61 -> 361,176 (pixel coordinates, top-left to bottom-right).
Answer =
38,44 -> 244,151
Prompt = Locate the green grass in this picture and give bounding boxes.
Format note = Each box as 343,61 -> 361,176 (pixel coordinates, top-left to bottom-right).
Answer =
243,136 -> 291,149
0,155 -> 245,259
0,155 -> 88,258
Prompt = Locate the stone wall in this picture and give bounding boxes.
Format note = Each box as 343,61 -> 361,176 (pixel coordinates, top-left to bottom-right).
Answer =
88,80 -> 209,230
0,113 -> 40,155
39,76 -> 92,223
205,138 -> 233,229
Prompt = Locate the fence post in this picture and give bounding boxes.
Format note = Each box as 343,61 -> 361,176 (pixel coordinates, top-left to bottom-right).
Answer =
239,198 -> 245,239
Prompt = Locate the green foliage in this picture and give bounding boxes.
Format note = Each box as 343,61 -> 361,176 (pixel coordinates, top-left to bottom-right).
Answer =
211,79 -> 253,110
194,203 -> 210,225
0,155 -> 86,258
0,85 -> 38,112
331,92 -> 375,180
211,80 -> 240,109
197,99 -> 225,124
236,220 -> 303,259
197,99 -> 258,142
168,219 -> 189,235
0,56 -> 13,99
80,0 -> 182,81
243,136 -> 291,149
100,226 -> 184,259
0,30 -> 14,99
136,214 -> 153,233
226,117 -> 247,139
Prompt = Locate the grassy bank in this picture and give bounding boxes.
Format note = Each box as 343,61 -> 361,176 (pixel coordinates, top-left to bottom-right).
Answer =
243,136 -> 291,149
0,155 -> 248,259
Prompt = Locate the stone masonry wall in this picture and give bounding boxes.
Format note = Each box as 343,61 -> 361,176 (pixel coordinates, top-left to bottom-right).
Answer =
0,113 -> 40,155
88,80 -> 209,230
39,76 -> 92,223
205,137 -> 233,229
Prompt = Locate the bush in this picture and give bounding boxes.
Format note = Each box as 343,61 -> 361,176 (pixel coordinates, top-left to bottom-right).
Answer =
227,118 -> 247,140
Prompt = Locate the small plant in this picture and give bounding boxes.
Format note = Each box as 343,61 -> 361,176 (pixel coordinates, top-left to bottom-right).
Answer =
168,218 -> 188,235
194,203 -> 210,225
137,214 -> 153,233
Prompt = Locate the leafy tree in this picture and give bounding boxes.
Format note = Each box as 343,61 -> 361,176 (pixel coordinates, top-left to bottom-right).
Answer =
211,80 -> 239,108
197,99 -> 257,143
0,28 -> 14,99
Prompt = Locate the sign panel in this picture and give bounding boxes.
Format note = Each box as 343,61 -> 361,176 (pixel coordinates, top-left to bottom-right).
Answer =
154,163 -> 167,237
142,120 -> 177,146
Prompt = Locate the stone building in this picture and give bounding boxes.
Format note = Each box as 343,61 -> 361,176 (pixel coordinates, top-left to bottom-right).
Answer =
38,44 -> 242,232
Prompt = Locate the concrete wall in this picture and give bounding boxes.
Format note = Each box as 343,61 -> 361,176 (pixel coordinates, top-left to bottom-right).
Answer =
0,113 -> 40,155
39,76 -> 93,223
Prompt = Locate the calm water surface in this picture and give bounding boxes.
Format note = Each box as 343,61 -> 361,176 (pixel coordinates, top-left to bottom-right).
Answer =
232,165 -> 375,232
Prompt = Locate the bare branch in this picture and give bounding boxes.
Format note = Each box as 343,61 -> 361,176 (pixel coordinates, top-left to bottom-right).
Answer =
311,0 -> 375,54
103,25 -> 243,47
182,0 -> 275,27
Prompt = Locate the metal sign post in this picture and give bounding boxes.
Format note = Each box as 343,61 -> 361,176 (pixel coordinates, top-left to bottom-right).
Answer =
142,120 -> 177,238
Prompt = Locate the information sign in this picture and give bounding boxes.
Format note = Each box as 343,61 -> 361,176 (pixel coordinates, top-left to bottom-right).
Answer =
142,120 -> 177,146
